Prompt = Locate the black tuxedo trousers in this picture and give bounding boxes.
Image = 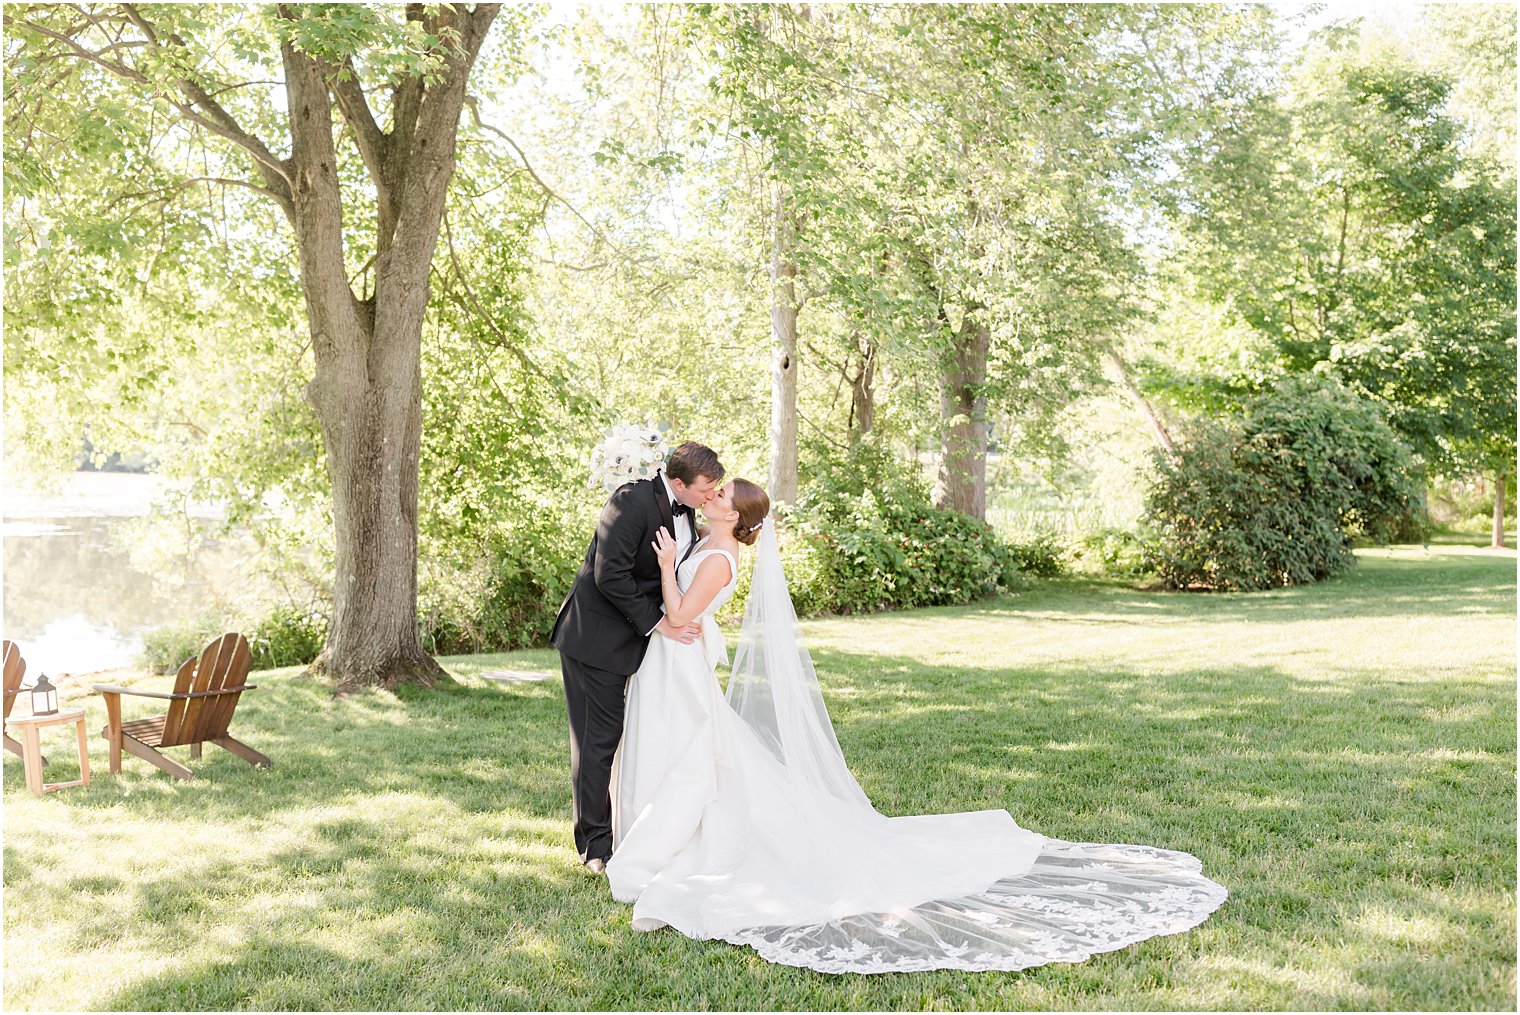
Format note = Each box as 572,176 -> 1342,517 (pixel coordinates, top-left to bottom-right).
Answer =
558,653 -> 629,862
550,476 -> 687,862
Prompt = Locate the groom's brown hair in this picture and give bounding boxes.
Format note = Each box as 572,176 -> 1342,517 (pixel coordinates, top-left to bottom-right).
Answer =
666,441 -> 724,484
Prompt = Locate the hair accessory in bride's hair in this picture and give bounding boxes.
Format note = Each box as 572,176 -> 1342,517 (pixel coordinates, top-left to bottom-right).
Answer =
729,479 -> 770,546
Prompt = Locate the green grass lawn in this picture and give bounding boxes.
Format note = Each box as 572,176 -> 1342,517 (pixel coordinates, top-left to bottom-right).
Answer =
5,544 -> 1515,1011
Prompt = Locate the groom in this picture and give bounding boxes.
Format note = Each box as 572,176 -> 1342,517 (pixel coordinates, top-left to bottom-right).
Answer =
551,440 -> 725,873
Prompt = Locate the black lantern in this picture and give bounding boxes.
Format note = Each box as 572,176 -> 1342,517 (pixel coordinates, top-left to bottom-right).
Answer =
30,674 -> 58,716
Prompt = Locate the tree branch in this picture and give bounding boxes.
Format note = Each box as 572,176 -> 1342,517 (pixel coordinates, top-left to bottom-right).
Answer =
405,5 -> 499,162
320,52 -> 395,252
106,175 -> 284,215
1106,348 -> 1176,456
11,7 -> 295,218
323,55 -> 388,194
388,4 -> 429,168
371,2 -> 498,301
6,14 -> 143,80
121,5 -> 290,181
463,95 -> 652,277
440,209 -> 553,383
277,5 -> 366,353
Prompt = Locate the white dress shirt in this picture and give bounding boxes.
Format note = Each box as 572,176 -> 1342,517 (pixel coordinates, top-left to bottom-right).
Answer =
649,472 -> 695,633
659,470 -> 695,563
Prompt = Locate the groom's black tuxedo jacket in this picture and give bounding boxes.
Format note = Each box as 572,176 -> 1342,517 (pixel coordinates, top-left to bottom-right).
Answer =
551,475 -> 680,675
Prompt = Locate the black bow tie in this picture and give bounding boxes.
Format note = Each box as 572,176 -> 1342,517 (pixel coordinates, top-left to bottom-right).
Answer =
672,502 -> 694,519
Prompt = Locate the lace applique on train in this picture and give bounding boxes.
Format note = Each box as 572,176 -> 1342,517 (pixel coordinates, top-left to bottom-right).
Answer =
608,521 -> 1228,975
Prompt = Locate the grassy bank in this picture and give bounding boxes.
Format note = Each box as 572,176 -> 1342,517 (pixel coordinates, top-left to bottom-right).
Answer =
4,544 -> 1514,1010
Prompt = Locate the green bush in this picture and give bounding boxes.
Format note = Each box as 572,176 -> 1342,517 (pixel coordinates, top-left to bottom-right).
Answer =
779,500 -> 1025,616
1065,527 -> 1154,578
1144,377 -> 1424,591
773,440 -> 1032,615
247,605 -> 328,669
419,513 -> 586,656
1004,532 -> 1066,578
1244,380 -> 1426,545
891,505 -> 1029,604
141,604 -> 327,673
141,617 -> 223,674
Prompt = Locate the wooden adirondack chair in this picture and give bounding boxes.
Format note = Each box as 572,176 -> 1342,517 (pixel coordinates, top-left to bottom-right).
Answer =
94,632 -> 270,780
3,639 -> 41,762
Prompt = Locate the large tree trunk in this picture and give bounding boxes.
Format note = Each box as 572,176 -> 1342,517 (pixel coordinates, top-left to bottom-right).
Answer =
311,367 -> 434,689
16,3 -> 499,692
1493,468 -> 1508,549
769,184 -> 800,504
281,5 -> 496,691
933,319 -> 990,520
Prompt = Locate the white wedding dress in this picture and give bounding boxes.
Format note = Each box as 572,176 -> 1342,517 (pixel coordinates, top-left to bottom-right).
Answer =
605,530 -> 1227,975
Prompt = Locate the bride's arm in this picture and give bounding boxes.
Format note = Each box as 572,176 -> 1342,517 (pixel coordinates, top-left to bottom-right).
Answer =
652,530 -> 733,627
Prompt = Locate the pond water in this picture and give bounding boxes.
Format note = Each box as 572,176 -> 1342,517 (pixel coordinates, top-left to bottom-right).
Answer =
3,474 -> 263,676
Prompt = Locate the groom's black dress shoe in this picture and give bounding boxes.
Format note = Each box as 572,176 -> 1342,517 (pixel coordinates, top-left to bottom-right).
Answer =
582,857 -> 608,875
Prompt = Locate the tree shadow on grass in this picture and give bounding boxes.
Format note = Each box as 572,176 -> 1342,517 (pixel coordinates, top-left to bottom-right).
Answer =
75,657 -> 1513,1010
3,644 -> 1505,1010
7,549 -> 1515,1010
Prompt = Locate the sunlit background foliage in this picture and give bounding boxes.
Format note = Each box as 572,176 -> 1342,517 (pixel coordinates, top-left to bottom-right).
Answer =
3,3 -> 1513,666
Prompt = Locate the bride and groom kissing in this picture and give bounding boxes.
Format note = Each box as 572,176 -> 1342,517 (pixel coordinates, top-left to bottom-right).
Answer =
550,440 -> 1229,975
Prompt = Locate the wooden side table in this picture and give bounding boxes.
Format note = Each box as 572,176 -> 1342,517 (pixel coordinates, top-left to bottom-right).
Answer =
8,708 -> 89,795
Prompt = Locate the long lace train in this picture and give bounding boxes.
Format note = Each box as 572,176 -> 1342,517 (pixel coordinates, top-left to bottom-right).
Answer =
610,522 -> 1229,974
718,840 -> 1228,975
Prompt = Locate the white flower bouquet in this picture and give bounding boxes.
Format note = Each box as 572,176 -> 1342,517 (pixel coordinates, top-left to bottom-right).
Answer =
588,422 -> 671,493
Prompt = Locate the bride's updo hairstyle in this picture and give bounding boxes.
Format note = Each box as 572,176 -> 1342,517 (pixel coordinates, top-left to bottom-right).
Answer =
730,478 -> 770,546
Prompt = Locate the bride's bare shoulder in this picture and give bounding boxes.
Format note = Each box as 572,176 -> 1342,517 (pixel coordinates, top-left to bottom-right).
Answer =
698,542 -> 739,579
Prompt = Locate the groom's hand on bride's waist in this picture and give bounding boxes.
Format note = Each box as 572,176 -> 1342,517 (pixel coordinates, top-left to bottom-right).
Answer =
655,617 -> 703,644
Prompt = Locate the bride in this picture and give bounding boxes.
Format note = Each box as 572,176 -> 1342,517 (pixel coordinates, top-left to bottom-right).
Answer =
605,478 -> 1227,975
